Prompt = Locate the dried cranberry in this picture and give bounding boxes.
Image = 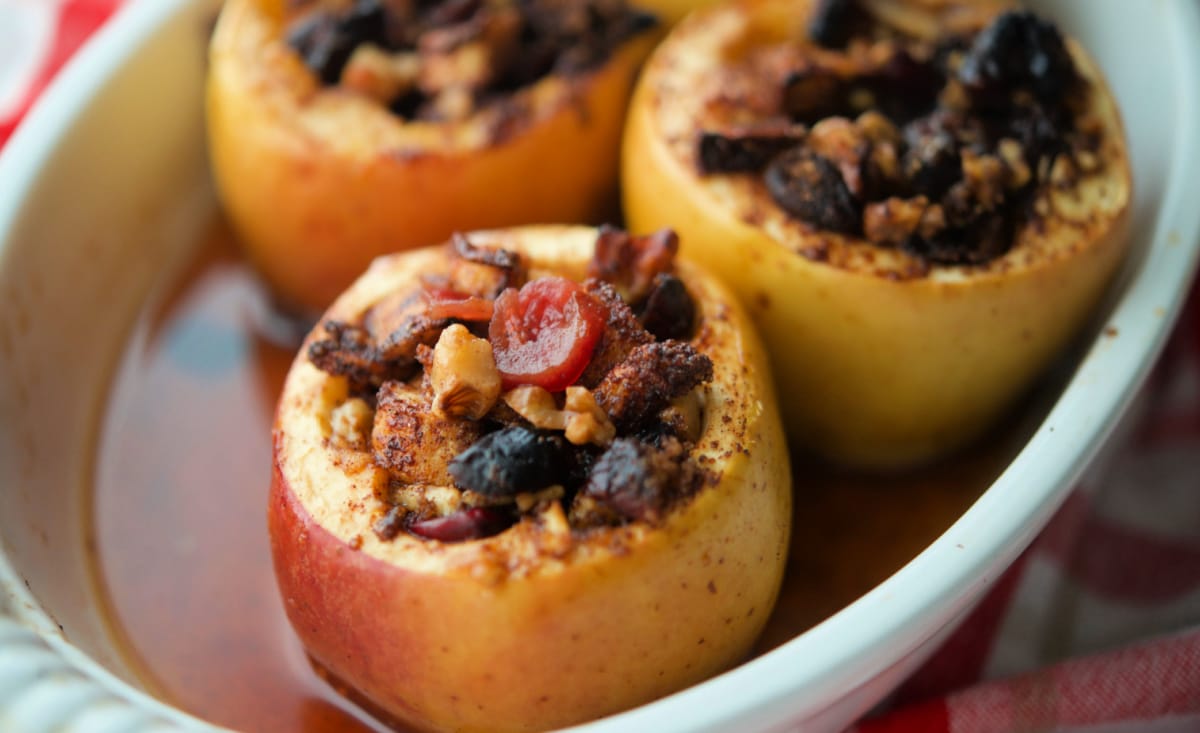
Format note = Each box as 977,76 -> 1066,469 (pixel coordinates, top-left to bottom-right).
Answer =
449,426 -> 574,498
408,507 -> 513,542
489,277 -> 607,391
764,148 -> 861,234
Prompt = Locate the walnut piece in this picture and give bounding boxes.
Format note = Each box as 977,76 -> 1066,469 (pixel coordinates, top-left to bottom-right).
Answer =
431,324 -> 501,420
340,44 -> 419,104
503,385 -> 616,447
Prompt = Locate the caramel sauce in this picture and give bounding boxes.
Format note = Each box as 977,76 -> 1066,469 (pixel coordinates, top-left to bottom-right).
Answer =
90,216 -> 1044,733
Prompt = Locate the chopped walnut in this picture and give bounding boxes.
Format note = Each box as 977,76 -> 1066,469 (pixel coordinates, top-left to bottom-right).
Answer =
960,149 -> 1007,210
503,385 -> 616,447
996,137 -> 1031,188
806,116 -> 869,197
534,499 -> 573,557
514,484 -> 565,513
431,324 -> 501,420
863,195 -> 928,246
330,397 -> 375,450
340,44 -> 419,104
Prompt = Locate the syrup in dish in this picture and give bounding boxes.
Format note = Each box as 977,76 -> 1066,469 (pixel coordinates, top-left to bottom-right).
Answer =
89,215 -> 1046,732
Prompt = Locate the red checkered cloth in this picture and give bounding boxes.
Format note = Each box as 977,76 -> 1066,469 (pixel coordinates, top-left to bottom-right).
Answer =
3,2 -> 1199,731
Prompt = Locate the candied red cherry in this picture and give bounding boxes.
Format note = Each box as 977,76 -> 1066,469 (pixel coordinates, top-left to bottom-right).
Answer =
422,287 -> 495,322
489,277 -> 607,391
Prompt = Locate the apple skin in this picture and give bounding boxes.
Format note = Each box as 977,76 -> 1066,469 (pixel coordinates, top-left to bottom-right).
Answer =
268,226 -> 791,733
621,0 -> 1132,470
206,0 -> 657,313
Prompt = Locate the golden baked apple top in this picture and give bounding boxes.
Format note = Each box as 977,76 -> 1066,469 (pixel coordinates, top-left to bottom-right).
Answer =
268,225 -> 791,732
206,0 -> 658,312
623,0 -> 1131,468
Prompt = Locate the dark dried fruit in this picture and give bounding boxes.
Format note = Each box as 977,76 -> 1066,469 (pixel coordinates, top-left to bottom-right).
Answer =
957,11 -> 1078,107
583,438 -> 687,522
638,274 -> 696,341
901,113 -> 964,200
764,147 -> 861,233
449,426 -> 574,498
867,50 -> 943,124
807,0 -> 863,49
904,213 -> 1015,265
697,126 -> 806,174
408,507 -> 514,542
781,68 -> 847,125
287,0 -> 387,84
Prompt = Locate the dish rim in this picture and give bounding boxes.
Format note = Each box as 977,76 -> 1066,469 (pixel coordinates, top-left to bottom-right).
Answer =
0,1 -> 1198,732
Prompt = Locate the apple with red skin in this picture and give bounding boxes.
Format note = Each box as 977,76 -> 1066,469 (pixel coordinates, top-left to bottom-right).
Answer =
268,226 -> 792,732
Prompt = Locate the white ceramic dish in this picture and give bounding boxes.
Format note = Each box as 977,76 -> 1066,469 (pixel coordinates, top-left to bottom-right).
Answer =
1,1 -> 1199,731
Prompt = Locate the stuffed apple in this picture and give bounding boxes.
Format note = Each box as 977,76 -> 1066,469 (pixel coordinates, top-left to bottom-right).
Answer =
207,0 -> 658,312
268,225 -> 791,732
622,0 -> 1131,469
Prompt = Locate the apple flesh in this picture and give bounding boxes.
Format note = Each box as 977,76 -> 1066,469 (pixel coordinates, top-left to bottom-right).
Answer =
268,226 -> 792,732
621,0 -> 1132,469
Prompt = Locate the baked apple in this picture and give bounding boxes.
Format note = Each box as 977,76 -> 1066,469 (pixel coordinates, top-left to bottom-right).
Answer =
207,0 -> 658,312
622,0 -> 1131,469
268,225 -> 791,732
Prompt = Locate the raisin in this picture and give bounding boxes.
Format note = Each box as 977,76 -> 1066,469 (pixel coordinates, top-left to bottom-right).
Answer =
638,274 -> 696,341
807,0 -> 863,49
867,50 -> 944,124
697,127 -> 806,174
448,426 -> 574,498
582,438 -> 680,522
957,11 -> 1078,108
901,114 -> 964,200
287,0 -> 388,84
781,68 -> 847,125
764,147 -> 861,234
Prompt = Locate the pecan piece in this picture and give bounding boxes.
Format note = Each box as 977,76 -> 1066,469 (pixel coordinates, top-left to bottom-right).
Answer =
593,341 -> 713,431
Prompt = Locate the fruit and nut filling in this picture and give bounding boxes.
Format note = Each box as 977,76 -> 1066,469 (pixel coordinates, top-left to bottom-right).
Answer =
286,0 -> 656,122
697,0 -> 1107,265
308,228 -> 714,543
